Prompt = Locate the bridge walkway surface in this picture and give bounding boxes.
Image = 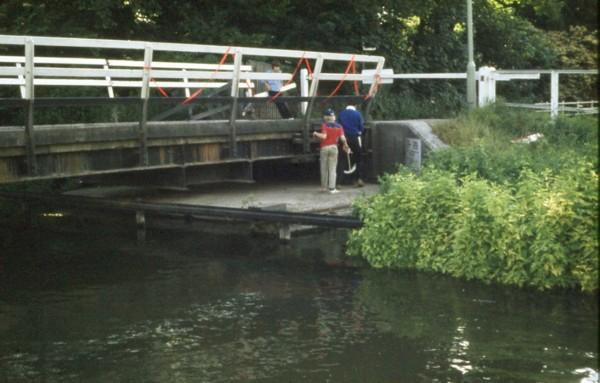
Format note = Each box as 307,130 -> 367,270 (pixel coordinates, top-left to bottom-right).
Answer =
72,180 -> 377,239
69,180 -> 377,213
2,180 -> 378,240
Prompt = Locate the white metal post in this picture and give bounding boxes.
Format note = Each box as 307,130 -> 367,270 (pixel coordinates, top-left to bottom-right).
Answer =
182,69 -> 191,97
103,62 -> 114,98
308,55 -> 323,98
139,44 -> 153,166
466,0 -> 477,109
550,70 -> 559,119
24,37 -> 37,174
24,39 -> 34,100
365,57 -> 386,119
140,44 -> 153,99
303,55 -> 324,152
300,68 -> 308,115
229,49 -> 242,157
365,58 -> 385,98
477,66 -> 496,106
104,61 -> 118,122
230,49 -> 242,98
16,63 -> 25,98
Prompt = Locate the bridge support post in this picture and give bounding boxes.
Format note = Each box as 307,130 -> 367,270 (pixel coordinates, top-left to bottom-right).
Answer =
139,98 -> 150,166
229,49 -> 242,158
279,223 -> 291,241
20,200 -> 33,229
136,209 -> 146,243
138,44 -> 153,166
24,100 -> 37,176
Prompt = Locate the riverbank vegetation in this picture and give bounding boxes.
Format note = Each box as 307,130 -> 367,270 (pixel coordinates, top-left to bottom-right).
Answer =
348,106 -> 598,292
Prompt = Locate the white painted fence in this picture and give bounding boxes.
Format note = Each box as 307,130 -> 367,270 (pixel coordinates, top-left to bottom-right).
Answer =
0,34 -> 386,103
477,67 -> 598,118
0,35 -> 596,119
373,67 -> 597,118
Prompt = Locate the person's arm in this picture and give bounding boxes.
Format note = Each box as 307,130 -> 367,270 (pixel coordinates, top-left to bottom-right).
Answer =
313,124 -> 327,140
358,112 -> 365,135
313,131 -> 326,140
340,134 -> 350,153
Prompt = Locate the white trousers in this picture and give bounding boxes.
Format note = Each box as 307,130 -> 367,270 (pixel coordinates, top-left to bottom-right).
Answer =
320,145 -> 339,190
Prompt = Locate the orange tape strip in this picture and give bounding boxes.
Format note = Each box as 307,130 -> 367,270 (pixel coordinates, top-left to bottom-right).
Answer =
183,47 -> 232,105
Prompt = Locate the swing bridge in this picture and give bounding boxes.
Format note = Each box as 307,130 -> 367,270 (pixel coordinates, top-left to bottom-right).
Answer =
0,35 -> 597,187
0,34 -> 388,186
0,35 -> 596,234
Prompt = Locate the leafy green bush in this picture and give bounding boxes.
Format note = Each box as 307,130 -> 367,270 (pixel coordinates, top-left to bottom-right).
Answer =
349,107 -> 599,292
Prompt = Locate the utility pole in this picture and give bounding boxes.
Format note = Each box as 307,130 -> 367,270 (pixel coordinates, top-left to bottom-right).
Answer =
466,0 -> 476,109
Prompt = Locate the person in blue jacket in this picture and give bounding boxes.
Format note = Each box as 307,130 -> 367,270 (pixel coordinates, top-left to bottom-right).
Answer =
337,104 -> 365,187
264,60 -> 292,119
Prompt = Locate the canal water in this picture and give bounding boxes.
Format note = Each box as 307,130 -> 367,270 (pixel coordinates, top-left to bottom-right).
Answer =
0,219 -> 598,383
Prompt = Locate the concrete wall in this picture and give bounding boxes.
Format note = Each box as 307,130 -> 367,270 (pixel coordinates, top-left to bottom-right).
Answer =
369,120 -> 448,177
0,119 -> 310,184
0,118 -> 449,185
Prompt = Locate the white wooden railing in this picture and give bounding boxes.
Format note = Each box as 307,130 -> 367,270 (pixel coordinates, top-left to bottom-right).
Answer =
478,67 -> 598,118
1,34 -> 596,123
0,35 -> 385,102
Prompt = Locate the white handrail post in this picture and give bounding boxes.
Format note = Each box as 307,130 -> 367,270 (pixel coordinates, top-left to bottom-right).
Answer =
489,68 -> 496,104
364,57 -> 385,120
140,44 -> 153,99
477,66 -> 496,107
24,37 -> 37,175
229,49 -> 242,158
24,39 -> 34,100
16,63 -> 25,98
300,68 -> 308,115
550,70 -> 559,119
466,0 -> 477,109
366,58 -> 385,98
303,54 -> 324,153
104,60 -> 118,122
182,68 -> 193,118
104,62 -> 114,98
139,43 -> 153,166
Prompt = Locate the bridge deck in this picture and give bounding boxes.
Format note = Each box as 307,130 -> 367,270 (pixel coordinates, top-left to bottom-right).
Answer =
0,118 -> 325,185
68,180 -> 378,214
1,180 -> 378,239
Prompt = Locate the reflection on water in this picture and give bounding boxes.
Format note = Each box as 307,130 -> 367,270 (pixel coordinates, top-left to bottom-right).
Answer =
0,225 -> 598,383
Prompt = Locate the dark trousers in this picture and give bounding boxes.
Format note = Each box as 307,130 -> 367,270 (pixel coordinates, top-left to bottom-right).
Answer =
339,135 -> 365,184
268,91 -> 292,119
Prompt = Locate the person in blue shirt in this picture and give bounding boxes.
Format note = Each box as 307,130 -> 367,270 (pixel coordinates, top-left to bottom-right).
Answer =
264,61 -> 292,119
337,104 -> 365,186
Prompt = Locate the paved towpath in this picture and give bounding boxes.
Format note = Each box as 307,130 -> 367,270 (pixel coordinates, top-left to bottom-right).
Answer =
68,180 -> 380,214
146,181 -> 379,213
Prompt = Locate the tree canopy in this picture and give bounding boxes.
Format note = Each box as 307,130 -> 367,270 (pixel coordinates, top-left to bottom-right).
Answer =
0,0 -> 597,117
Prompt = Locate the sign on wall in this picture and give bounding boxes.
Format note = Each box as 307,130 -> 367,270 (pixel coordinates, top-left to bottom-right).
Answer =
405,138 -> 422,171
